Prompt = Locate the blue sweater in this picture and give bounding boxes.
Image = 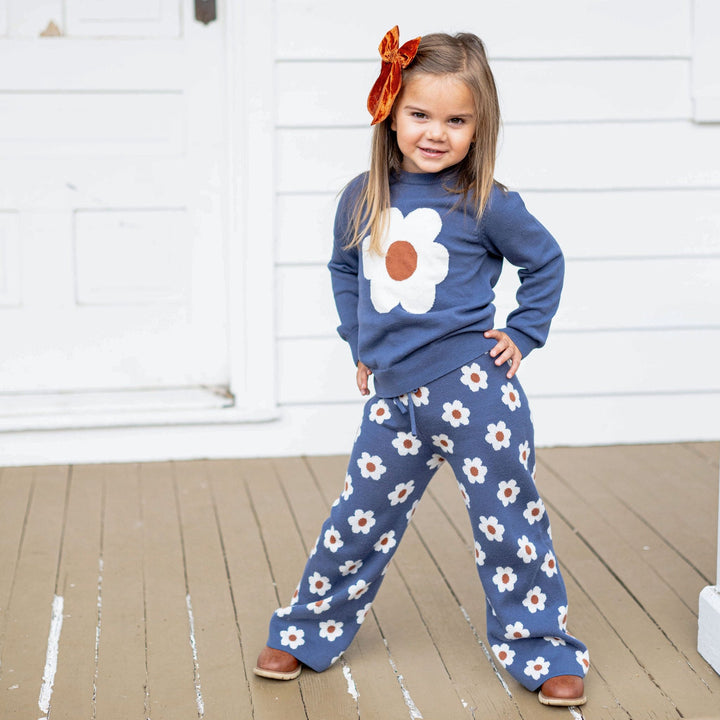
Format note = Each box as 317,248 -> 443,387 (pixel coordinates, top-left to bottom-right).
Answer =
328,169 -> 564,398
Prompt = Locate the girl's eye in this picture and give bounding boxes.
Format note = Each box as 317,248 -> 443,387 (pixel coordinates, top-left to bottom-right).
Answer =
449,117 -> 465,126
412,112 -> 427,119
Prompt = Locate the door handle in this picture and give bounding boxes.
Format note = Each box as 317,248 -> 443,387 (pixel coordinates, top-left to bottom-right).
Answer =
195,0 -> 217,24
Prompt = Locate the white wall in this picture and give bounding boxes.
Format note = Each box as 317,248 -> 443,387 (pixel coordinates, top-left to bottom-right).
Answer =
274,0 -> 720,449
1,0 -> 718,465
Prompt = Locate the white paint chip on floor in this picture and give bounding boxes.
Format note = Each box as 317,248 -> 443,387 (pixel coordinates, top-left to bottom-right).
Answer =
38,594 -> 64,719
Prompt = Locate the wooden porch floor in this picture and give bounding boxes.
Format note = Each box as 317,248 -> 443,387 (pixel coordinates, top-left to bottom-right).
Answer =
0,443 -> 719,720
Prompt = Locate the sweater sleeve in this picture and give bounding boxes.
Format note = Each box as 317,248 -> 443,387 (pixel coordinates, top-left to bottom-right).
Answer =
480,188 -> 564,358
327,177 -> 365,366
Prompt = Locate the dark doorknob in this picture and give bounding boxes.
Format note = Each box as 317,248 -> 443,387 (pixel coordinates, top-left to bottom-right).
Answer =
195,0 -> 216,24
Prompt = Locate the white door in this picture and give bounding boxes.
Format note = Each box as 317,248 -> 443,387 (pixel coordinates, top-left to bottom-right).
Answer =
0,0 -> 230,419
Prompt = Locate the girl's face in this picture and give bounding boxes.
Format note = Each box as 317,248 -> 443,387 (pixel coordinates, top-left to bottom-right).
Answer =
391,73 -> 476,174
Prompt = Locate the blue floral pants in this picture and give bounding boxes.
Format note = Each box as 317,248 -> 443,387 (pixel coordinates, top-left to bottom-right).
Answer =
265,353 -> 589,690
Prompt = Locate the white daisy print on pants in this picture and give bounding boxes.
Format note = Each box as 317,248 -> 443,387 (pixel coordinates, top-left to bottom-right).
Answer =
374,530 -> 397,554
357,452 -> 387,480
362,207 -> 449,314
280,626 -> 305,650
505,621 -> 530,640
369,399 -> 391,424
348,509 -> 376,534
460,363 -> 488,392
497,479 -> 520,506
308,572 -> 331,596
492,643 -> 516,668
478,515 -> 505,542
516,535 -> 537,564
388,480 -> 415,506
576,649 -> 590,674
486,421 -> 511,450
522,586 -> 547,613
442,400 -> 470,428
501,382 -> 522,411
392,432 -> 422,456
319,620 -> 344,642
462,457 -> 488,484
492,566 -> 518,592
524,657 -> 550,682
323,525 -> 344,553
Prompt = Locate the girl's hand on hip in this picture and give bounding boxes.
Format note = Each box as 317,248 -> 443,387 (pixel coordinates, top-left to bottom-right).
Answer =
356,361 -> 372,396
484,329 -> 522,379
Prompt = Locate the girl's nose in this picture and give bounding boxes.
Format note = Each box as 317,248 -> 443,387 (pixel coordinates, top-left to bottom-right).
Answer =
425,121 -> 445,141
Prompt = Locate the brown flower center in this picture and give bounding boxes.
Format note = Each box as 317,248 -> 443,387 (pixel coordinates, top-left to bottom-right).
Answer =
385,240 -> 418,281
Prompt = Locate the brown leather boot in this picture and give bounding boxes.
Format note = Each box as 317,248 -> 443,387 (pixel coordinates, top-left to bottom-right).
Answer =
253,646 -> 302,680
538,675 -> 586,706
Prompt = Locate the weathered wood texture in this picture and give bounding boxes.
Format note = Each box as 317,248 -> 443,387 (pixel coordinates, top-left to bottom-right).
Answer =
0,443 -> 718,719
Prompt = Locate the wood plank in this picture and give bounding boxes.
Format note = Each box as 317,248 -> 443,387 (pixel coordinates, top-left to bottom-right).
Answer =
562,444 -> 719,583
245,457 -> 362,720
298,455 -> 419,719
0,467 -> 33,640
276,0 -> 690,60
685,441 -> 720,466
173,460 -> 250,720
277,123 -> 720,193
536,450 -> 720,712
220,458 -> 308,718
0,466 -> 68,718
139,462 -> 199,719
540,448 -> 708,615
277,59 -> 690,126
49,465 -> 104,719
94,463 -> 148,719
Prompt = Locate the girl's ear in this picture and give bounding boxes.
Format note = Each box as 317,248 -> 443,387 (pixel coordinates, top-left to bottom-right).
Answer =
390,111 -> 397,132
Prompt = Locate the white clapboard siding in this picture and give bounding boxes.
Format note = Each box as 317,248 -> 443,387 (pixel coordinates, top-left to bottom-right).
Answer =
276,59 -> 691,127
0,211 -> 21,306
0,40 -> 185,90
277,328 -> 720,405
520,189 -> 720,259
276,194 -> 337,264
277,123 -> 720,194
277,257 -> 720,340
693,0 -> 720,122
275,0 -> 691,60
276,189 -> 720,265
0,93 -> 184,156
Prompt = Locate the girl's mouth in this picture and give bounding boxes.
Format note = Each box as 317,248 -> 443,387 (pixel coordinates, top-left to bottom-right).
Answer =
419,147 -> 445,158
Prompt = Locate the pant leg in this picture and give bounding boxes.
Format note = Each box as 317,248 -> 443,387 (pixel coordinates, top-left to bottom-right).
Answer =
419,354 -> 589,691
265,394 -> 440,672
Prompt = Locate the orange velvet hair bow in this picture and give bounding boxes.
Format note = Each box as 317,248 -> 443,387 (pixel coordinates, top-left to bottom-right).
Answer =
367,26 -> 421,126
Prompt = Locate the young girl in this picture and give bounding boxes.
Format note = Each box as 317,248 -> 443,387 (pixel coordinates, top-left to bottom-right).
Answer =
255,27 -> 589,707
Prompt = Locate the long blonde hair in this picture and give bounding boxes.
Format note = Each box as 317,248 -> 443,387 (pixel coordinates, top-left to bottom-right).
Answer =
347,32 -> 502,253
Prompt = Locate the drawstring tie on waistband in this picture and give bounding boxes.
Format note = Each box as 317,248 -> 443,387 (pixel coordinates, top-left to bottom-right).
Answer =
392,396 -> 418,437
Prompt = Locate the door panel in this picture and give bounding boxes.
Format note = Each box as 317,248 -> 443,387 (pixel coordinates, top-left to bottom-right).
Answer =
0,0 -> 229,395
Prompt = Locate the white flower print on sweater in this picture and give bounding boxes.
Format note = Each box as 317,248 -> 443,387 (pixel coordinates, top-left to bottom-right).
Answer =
362,207 -> 449,314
